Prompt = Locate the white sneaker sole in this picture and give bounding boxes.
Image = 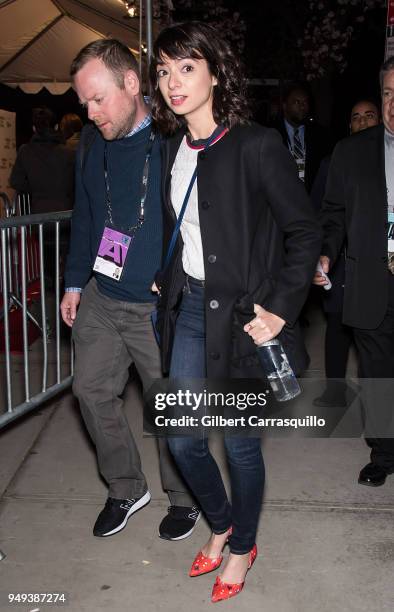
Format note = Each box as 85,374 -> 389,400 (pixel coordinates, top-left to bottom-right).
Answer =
101,491 -> 151,537
159,511 -> 201,541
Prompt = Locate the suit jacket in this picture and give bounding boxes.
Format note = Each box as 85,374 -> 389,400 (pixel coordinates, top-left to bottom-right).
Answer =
157,123 -> 322,377
274,118 -> 332,193
320,123 -> 389,329
311,154 -> 346,314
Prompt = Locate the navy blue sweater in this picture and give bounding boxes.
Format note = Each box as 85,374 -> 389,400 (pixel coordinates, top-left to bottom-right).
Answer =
65,125 -> 162,302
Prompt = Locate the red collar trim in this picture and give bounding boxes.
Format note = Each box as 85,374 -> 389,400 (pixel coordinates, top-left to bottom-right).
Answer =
186,127 -> 229,150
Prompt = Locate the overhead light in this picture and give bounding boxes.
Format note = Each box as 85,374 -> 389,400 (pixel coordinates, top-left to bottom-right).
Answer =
124,1 -> 138,18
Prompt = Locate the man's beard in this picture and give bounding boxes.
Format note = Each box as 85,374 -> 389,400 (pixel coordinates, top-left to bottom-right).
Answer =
114,107 -> 137,140
98,107 -> 137,140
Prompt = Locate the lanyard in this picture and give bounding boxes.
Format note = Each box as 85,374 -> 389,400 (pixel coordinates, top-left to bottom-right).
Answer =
103,130 -> 155,234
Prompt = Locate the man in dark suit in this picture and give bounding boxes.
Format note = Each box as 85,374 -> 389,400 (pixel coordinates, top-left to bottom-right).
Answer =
314,57 -> 394,487
273,83 -> 331,193
311,99 -> 380,409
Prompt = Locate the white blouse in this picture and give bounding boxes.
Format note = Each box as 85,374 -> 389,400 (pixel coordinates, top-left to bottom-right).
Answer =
171,135 -> 205,280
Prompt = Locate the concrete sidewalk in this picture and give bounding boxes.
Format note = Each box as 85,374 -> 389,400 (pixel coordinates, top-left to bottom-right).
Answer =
1,305 -> 393,612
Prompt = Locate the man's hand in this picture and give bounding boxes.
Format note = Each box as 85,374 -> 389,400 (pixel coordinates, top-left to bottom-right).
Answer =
60,292 -> 81,327
244,304 -> 286,345
313,255 -> 330,286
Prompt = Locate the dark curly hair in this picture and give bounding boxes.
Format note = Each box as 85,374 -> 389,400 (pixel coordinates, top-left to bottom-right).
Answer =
150,21 -> 251,135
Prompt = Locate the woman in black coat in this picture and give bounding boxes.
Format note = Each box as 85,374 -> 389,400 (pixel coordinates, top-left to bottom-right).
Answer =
150,21 -> 321,603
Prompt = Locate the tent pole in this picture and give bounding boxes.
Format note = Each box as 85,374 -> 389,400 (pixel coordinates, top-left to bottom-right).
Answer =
144,0 -> 153,93
139,0 -> 143,77
145,0 -> 153,65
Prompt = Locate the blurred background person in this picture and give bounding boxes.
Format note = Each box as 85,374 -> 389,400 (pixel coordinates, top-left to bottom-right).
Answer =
10,106 -> 75,286
312,98 -> 380,408
273,82 -> 332,193
10,106 -> 75,214
60,112 -> 83,152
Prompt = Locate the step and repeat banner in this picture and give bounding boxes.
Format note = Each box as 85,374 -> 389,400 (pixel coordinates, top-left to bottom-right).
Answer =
0,109 -> 16,216
386,0 -> 394,58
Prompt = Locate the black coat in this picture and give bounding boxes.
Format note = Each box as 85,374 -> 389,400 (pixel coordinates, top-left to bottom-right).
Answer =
10,132 -> 75,214
311,155 -> 346,314
157,123 -> 322,377
273,118 -> 332,193
321,124 -> 389,329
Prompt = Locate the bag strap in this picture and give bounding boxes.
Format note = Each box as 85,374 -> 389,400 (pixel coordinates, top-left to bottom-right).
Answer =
162,128 -> 222,273
162,165 -> 198,271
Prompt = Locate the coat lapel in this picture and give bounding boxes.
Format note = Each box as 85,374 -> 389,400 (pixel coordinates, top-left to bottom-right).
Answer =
370,124 -> 387,209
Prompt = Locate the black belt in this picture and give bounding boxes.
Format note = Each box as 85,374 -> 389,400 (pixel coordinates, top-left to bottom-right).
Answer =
186,275 -> 205,287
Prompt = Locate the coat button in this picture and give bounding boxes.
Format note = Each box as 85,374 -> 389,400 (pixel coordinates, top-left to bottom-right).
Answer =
199,152 -> 206,160
209,299 -> 219,309
208,254 -> 216,264
209,352 -> 220,360
201,200 -> 210,210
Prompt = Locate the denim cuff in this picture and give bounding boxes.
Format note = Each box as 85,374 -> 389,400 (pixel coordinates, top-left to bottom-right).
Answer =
212,526 -> 232,536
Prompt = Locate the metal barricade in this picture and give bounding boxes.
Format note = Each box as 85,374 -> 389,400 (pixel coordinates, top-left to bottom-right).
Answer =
0,209 -> 74,429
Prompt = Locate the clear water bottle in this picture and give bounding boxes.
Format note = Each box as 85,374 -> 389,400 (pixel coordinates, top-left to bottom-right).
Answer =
256,339 -> 301,402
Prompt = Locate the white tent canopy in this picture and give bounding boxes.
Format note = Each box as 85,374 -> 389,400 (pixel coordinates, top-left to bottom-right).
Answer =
0,0 -> 155,94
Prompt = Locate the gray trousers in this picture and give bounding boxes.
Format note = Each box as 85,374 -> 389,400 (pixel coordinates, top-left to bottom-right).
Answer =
72,277 -> 193,504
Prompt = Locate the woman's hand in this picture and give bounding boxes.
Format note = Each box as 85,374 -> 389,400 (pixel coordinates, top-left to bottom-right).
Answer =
151,281 -> 160,294
244,304 -> 285,345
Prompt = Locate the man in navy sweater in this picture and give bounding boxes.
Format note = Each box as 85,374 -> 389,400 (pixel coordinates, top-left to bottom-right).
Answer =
60,39 -> 198,539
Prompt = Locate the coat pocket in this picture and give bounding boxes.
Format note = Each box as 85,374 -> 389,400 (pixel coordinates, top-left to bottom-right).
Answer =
230,291 -> 309,376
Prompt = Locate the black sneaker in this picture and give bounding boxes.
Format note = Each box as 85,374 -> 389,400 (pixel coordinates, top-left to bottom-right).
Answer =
93,491 -> 151,537
159,505 -> 200,541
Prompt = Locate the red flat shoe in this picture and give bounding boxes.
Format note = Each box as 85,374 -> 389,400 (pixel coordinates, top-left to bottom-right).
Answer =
189,528 -> 232,577
211,544 -> 257,603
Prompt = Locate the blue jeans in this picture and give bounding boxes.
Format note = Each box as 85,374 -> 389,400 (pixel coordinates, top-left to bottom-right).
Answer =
168,277 -> 265,554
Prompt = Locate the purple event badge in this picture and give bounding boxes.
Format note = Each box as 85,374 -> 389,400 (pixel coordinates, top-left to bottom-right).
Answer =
93,226 -> 133,281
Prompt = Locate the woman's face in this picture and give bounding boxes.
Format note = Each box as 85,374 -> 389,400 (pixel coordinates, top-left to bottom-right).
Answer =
156,54 -> 217,125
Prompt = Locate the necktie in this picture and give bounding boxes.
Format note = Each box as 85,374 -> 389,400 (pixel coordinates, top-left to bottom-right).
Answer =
293,128 -> 304,160
292,128 -> 305,181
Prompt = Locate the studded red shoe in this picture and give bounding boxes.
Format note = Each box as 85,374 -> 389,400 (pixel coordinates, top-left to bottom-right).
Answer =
189,528 -> 232,577
189,550 -> 223,577
211,544 -> 257,603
